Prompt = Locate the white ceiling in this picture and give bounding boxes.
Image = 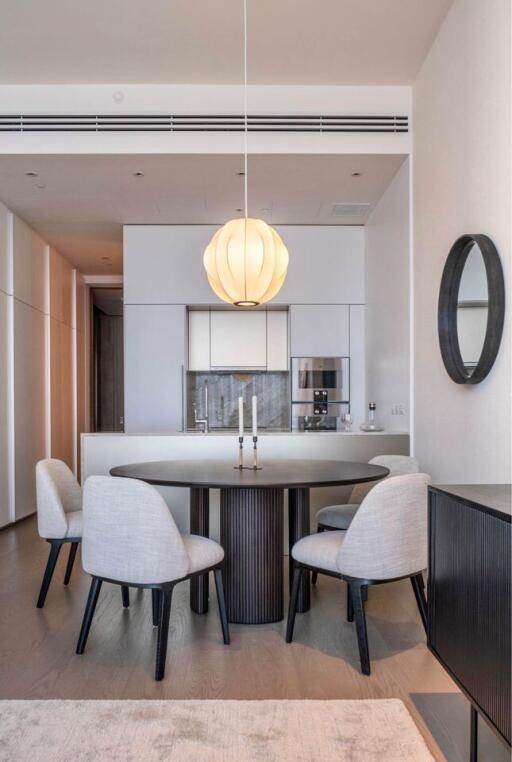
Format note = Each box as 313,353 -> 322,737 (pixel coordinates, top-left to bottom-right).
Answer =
0,0 -> 452,85
0,153 -> 406,274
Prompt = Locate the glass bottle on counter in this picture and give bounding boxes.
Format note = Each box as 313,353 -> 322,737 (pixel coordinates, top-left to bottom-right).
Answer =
360,402 -> 383,432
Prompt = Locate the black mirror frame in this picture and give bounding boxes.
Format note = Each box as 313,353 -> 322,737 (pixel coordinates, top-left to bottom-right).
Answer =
438,234 -> 505,385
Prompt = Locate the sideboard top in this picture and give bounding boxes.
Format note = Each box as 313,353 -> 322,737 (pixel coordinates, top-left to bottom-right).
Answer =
430,484 -> 511,520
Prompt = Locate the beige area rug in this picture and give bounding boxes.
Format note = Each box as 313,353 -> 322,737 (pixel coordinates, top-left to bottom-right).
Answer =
0,699 -> 433,761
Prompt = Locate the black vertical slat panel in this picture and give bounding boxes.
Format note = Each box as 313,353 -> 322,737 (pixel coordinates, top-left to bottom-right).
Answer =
428,491 -> 511,745
220,487 -> 283,624
189,487 -> 210,614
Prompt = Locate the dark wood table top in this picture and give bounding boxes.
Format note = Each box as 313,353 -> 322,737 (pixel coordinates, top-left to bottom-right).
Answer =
110,459 -> 389,490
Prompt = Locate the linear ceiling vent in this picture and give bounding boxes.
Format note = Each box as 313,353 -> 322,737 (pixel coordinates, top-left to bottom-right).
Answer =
331,203 -> 371,217
0,114 -> 408,133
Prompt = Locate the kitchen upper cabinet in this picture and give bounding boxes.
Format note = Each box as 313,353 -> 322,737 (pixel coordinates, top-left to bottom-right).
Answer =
210,311 -> 267,368
188,310 -> 210,370
290,305 -> 349,357
189,310 -> 289,370
266,311 -> 288,370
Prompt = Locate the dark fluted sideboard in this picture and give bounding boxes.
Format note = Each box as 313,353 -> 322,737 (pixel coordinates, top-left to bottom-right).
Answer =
428,484 -> 511,761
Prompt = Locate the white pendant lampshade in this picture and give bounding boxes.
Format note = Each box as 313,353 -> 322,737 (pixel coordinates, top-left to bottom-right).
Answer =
203,217 -> 289,306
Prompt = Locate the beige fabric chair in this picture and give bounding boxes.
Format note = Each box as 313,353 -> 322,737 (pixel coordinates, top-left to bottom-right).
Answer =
287,473 -> 431,675
315,455 -> 420,532
76,476 -> 229,681
35,459 -> 83,608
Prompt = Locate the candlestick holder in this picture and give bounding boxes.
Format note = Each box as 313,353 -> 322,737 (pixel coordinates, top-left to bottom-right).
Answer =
250,435 -> 263,470
234,436 -> 244,470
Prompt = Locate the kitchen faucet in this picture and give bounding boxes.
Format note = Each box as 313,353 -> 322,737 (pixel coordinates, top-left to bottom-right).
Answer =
193,381 -> 209,433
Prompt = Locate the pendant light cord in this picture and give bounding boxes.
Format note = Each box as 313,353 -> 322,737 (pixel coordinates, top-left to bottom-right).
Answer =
243,0 -> 248,219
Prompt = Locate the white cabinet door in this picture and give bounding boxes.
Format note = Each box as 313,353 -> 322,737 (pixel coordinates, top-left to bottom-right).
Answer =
125,305 -> 186,432
188,310 -> 210,370
290,305 -> 349,357
266,311 -> 288,370
210,311 -> 267,368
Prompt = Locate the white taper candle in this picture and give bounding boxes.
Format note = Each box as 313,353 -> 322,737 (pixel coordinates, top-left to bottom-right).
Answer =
252,395 -> 257,438
238,396 -> 244,437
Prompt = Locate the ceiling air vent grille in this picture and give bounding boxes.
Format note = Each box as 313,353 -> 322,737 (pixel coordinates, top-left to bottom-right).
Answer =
331,203 -> 371,217
0,113 -> 408,133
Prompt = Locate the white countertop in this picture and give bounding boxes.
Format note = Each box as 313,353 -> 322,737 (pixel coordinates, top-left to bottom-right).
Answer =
83,430 -> 409,438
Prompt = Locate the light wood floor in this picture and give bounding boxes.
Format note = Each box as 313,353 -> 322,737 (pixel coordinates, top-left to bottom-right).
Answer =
0,517 -> 508,762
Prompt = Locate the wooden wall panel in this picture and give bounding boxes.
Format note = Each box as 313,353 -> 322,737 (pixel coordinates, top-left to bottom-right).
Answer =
50,317 -> 74,469
12,216 -> 47,313
13,299 -> 47,520
49,247 -> 73,326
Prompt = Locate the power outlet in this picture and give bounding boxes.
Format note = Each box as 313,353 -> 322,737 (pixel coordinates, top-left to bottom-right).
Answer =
391,404 -> 406,416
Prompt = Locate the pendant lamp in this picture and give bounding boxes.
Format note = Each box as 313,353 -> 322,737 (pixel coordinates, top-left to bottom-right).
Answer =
203,0 -> 289,306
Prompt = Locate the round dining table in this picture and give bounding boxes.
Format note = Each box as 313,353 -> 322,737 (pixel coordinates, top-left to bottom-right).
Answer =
110,459 -> 389,625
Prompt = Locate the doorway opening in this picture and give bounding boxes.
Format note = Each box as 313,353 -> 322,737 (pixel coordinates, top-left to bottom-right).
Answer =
91,288 -> 124,432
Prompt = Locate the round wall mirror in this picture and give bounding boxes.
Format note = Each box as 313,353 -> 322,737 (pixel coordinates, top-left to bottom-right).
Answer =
438,234 -> 505,384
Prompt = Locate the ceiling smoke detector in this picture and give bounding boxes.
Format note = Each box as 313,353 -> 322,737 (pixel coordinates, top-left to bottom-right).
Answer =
331,203 -> 370,217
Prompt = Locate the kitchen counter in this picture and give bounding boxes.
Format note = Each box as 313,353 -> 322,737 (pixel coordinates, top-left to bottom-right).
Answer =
81,430 -> 410,542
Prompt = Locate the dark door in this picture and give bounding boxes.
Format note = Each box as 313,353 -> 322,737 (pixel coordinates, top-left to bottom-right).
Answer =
93,306 -> 124,432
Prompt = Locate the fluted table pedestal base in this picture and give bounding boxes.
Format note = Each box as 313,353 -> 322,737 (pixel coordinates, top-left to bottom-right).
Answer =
221,488 -> 284,624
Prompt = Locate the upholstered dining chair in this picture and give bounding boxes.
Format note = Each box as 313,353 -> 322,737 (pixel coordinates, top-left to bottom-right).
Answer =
286,473 -> 430,675
76,476 -> 230,681
35,459 -> 83,607
36,460 -> 131,610
311,455 -> 420,586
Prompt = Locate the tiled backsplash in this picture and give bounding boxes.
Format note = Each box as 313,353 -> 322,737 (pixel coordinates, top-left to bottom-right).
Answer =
187,371 -> 290,432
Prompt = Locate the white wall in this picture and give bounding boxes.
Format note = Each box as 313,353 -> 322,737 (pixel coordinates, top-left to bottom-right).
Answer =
365,159 -> 410,433
413,0 -> 511,482
124,225 -> 365,306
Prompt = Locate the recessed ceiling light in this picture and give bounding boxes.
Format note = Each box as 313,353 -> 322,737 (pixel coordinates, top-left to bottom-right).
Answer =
133,171 -> 144,177
36,183 -> 46,189
351,172 -> 362,177
25,171 -> 38,177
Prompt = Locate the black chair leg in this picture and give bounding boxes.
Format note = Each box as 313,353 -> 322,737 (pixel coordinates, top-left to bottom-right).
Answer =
311,528 -> 324,586
410,574 -> 428,633
155,587 -> 173,681
346,584 -> 354,622
286,566 -> 303,643
63,542 -> 79,585
36,541 -> 62,608
76,577 -> 103,654
214,568 -> 230,645
121,586 -> 130,608
152,589 -> 162,627
350,582 -> 370,675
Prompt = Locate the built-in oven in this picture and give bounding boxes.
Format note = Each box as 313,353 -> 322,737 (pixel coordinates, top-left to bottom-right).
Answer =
291,357 -> 350,432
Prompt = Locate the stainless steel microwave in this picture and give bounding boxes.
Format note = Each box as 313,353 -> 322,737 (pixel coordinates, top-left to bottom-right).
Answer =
291,357 -> 349,404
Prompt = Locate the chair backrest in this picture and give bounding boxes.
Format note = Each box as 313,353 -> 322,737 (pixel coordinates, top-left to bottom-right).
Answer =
36,459 -> 82,539
82,476 -> 189,585
350,454 -> 420,504
337,473 -> 431,580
